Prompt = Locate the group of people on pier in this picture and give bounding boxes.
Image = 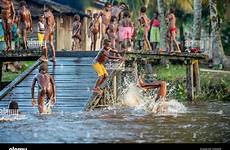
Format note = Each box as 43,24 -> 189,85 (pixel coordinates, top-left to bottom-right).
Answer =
0,0 -> 170,114
0,0 -> 56,62
75,1 -> 181,53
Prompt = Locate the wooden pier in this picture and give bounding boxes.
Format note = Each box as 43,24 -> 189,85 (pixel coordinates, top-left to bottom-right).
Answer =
0,50 -> 207,112
0,53 -> 98,113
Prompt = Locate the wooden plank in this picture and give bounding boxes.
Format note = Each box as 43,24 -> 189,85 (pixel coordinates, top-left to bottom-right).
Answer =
0,59 -> 42,100
55,51 -> 97,57
113,74 -> 117,100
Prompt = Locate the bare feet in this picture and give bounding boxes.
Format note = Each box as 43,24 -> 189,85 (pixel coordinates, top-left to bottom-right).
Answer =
93,87 -> 102,95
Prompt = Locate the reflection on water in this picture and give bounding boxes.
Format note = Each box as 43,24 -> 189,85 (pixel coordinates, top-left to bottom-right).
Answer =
0,101 -> 230,143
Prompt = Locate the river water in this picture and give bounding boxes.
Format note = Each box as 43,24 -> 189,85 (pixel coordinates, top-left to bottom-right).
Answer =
0,100 -> 229,143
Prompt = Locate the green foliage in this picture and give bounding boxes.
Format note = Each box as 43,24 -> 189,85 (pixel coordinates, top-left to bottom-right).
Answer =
154,64 -> 230,101
198,72 -> 230,101
2,61 -> 35,82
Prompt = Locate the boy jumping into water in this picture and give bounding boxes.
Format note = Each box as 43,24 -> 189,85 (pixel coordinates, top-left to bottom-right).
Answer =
31,63 -> 56,113
138,76 -> 168,113
138,76 -> 167,100
92,39 -> 123,94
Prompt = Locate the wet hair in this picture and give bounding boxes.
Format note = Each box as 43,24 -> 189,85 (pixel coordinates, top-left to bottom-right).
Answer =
113,1 -> 119,6
39,63 -> 48,73
93,13 -> 98,18
19,1 -> 27,7
123,10 -> 130,18
74,14 -> 80,21
8,101 -> 19,110
111,16 -> 117,22
39,14 -> 45,19
103,39 -> 111,47
169,8 -> 175,14
105,2 -> 112,8
140,6 -> 147,13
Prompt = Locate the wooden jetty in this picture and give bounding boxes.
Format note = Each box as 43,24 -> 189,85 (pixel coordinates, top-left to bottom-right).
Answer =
85,51 -> 207,111
0,51 -> 98,113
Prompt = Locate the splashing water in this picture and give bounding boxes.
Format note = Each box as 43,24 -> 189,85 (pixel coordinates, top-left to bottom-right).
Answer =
118,77 -> 187,115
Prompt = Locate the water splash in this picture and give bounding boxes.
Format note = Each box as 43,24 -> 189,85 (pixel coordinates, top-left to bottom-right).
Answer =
118,77 -> 187,115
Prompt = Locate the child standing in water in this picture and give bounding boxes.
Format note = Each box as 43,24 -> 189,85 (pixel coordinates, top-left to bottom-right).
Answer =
31,63 -> 56,114
92,39 -> 123,94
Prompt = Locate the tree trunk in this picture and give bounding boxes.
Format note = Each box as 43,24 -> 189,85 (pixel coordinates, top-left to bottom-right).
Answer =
143,0 -> 149,8
209,0 -> 228,67
192,0 -> 202,49
157,0 -> 167,51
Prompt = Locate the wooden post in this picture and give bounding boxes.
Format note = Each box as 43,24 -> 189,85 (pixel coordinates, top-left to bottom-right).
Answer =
0,62 -> 2,89
116,71 -> 122,103
133,60 -> 138,81
193,60 -> 201,93
113,73 -> 117,101
186,60 -> 194,101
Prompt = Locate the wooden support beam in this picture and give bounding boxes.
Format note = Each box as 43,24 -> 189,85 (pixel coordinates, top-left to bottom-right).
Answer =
193,60 -> 201,93
113,74 -> 117,101
186,60 -> 194,101
134,60 -> 138,81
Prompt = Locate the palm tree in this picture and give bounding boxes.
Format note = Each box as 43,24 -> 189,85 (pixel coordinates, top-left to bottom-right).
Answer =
157,0 -> 167,51
143,0 -> 150,8
209,0 -> 227,68
192,0 -> 202,49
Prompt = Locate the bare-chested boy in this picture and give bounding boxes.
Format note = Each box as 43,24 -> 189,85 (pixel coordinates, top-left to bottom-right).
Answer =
72,14 -> 81,51
166,8 -> 181,53
31,62 -> 56,114
138,6 -> 151,50
138,76 -> 167,113
18,1 -> 32,50
0,0 -> 15,51
106,16 -> 118,49
111,1 -> 121,19
43,6 -> 56,62
99,2 -> 112,47
89,13 -> 100,51
92,39 -> 123,94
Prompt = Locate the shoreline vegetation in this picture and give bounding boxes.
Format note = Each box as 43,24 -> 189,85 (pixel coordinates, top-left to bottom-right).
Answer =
1,61 -> 35,89
156,64 -> 230,102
